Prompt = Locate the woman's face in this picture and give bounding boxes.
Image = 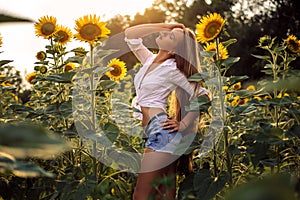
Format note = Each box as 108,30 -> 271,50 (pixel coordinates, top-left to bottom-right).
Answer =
156,28 -> 184,52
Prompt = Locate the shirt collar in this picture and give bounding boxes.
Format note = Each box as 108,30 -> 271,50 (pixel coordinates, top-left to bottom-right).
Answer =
148,55 -> 175,66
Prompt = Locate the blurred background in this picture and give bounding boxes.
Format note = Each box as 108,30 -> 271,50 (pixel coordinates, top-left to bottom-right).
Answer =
1,0 -> 299,83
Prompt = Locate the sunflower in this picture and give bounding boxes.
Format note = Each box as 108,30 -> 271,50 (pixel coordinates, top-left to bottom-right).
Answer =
232,82 -> 242,90
231,96 -> 240,107
258,35 -> 273,48
0,81 -> 12,87
253,96 -> 262,101
204,42 -> 229,60
277,93 -> 290,98
239,98 -> 249,105
0,34 -> 2,47
63,62 -> 76,72
246,85 -> 256,90
73,47 -> 87,57
26,72 -> 37,84
34,15 -> 57,39
104,92 -> 111,98
106,58 -> 127,81
264,95 -> 272,100
196,13 -> 225,43
74,14 -> 110,44
36,51 -> 47,61
222,85 -> 229,91
39,66 -> 48,74
285,35 -> 300,53
11,93 -> 18,102
54,25 -> 73,45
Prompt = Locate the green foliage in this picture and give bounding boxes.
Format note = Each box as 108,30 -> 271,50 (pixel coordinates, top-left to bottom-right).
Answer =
177,25 -> 300,200
1,3 -> 300,199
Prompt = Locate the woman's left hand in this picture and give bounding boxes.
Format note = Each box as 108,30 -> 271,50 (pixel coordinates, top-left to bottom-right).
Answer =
161,117 -> 180,133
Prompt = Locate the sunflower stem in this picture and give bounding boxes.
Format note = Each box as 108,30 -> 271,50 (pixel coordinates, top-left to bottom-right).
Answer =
215,38 -> 220,62
90,44 -> 98,181
215,37 -> 232,187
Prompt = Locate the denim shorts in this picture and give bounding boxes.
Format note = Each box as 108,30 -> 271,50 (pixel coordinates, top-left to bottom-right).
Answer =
144,112 -> 182,154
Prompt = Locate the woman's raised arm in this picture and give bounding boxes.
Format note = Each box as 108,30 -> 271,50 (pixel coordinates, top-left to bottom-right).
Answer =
124,23 -> 185,39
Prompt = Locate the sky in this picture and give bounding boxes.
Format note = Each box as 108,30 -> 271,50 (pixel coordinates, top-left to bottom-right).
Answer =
0,0 -> 154,80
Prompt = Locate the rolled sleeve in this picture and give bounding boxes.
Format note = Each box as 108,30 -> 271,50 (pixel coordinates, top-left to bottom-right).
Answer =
124,37 -> 153,64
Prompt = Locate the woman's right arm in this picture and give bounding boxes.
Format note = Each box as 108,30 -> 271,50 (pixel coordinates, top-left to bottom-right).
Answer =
124,23 -> 185,64
124,23 -> 184,39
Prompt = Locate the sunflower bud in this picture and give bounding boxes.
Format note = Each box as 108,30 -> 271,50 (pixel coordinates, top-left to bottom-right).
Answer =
39,66 -> 48,74
258,35 -> 273,48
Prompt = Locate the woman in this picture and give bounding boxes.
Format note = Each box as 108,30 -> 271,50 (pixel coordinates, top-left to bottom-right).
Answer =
124,23 -> 208,200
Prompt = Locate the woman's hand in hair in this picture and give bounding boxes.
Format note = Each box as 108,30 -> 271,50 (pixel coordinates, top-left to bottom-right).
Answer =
164,23 -> 185,30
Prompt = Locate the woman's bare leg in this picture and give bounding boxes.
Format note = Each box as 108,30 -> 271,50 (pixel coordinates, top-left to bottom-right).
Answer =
133,148 -> 178,200
157,162 -> 177,200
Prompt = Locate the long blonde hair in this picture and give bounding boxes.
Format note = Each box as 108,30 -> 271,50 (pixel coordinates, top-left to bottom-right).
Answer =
171,28 -> 202,175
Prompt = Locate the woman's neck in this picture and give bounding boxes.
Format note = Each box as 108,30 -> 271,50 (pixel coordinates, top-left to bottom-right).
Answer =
153,50 -> 173,64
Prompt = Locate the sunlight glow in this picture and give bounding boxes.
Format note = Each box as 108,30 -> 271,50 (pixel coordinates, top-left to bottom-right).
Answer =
0,0 -> 155,81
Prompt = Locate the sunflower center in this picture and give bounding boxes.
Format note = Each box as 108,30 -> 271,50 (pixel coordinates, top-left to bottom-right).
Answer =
36,52 -> 46,60
41,22 -> 56,36
204,22 -> 220,38
56,31 -> 69,42
64,65 -> 74,72
80,23 -> 102,41
110,65 -> 121,76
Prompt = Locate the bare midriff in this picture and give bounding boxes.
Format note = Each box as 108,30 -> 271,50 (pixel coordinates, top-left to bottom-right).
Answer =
141,107 -> 165,127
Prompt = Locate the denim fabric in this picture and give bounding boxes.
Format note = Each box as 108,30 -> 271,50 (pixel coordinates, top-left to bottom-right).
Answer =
144,113 -> 182,154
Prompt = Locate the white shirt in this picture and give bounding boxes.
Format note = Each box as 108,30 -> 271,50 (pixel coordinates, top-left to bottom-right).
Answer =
125,37 -> 208,116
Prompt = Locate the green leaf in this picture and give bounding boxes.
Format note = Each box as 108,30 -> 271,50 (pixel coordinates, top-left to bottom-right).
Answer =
264,63 -> 273,69
226,75 -> 249,85
0,14 -> 33,23
186,96 -> 211,113
45,103 -> 59,115
0,122 -> 68,158
9,105 -> 35,113
188,72 -> 207,82
42,72 -> 76,83
65,56 -> 84,64
263,76 -> 300,92
188,73 -> 204,81
274,45 -> 286,53
102,121 -> 120,142
107,150 -> 140,172
252,54 -> 271,60
286,125 -> 300,138
263,97 -> 293,106
94,49 -> 118,60
222,38 -> 237,47
34,60 -> 49,65
232,105 -> 257,115
201,51 -> 216,57
257,123 -> 285,144
221,57 -> 240,68
0,60 -> 13,67
178,173 -> 196,199
260,159 -> 277,167
0,152 -> 54,178
59,100 -> 73,118
225,175 -> 297,200
234,88 -> 264,98
194,169 -> 229,200
227,144 -> 242,155
12,161 -> 55,178
99,80 -> 117,90
261,69 -> 273,75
